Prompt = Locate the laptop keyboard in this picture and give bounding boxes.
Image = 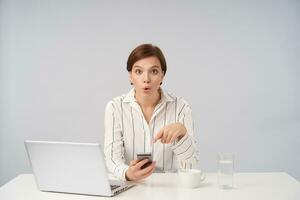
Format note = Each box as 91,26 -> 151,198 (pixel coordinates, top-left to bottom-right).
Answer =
110,184 -> 121,190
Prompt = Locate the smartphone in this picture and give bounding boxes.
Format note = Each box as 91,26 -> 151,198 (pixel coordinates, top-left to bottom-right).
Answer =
136,153 -> 153,169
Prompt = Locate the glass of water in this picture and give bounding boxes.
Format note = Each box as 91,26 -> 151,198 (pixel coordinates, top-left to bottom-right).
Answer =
218,153 -> 234,189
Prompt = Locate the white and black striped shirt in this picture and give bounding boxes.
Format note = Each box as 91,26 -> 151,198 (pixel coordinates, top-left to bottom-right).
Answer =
104,88 -> 198,180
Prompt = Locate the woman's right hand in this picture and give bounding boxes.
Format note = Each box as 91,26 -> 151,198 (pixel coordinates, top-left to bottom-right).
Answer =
125,159 -> 156,181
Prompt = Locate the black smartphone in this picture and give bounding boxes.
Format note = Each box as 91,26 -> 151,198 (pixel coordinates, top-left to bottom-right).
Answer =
136,153 -> 153,169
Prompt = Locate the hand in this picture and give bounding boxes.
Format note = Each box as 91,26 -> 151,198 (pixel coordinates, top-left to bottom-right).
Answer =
125,159 -> 156,181
152,123 -> 187,144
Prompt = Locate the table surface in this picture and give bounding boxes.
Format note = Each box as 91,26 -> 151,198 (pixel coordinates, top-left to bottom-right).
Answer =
0,172 -> 299,200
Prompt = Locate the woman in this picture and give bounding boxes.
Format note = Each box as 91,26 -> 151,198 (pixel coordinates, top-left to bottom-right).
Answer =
104,44 -> 198,181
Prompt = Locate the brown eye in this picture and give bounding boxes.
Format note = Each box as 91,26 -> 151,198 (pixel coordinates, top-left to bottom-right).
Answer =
151,69 -> 159,74
135,69 -> 142,75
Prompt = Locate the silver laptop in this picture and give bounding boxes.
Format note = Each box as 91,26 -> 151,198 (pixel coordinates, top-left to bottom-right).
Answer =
24,140 -> 134,197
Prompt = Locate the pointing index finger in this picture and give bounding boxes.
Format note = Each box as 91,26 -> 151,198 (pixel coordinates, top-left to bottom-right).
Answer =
152,129 -> 164,143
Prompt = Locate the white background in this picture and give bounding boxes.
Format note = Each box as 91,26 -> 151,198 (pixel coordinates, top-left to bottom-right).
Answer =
1,0 -> 299,186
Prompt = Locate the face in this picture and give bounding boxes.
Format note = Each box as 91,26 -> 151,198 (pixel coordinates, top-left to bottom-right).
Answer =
129,56 -> 164,97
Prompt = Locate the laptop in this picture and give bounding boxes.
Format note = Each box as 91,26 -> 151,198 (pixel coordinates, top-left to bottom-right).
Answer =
24,140 -> 134,197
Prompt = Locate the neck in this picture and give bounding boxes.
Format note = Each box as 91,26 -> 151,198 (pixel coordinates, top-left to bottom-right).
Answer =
135,89 -> 161,108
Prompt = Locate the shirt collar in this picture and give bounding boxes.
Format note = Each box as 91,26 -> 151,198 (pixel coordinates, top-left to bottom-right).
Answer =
123,88 -> 175,103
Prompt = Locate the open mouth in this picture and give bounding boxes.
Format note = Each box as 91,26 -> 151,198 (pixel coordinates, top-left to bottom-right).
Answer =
143,87 -> 151,91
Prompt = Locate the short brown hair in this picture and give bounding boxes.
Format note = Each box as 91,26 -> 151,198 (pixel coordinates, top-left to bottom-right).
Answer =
127,44 -> 167,75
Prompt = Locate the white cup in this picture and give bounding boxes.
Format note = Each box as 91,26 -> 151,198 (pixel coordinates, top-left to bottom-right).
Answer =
178,169 -> 206,188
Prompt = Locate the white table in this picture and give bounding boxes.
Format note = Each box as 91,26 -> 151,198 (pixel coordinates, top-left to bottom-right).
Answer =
0,173 -> 299,200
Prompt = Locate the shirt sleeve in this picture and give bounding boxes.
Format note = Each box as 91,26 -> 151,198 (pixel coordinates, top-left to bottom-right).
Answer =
170,102 -> 199,169
104,101 -> 129,181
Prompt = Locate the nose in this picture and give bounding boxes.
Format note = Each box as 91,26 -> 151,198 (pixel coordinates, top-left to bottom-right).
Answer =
143,72 -> 150,83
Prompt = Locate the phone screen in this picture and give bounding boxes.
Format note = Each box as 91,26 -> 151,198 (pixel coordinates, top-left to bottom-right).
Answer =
136,153 -> 152,169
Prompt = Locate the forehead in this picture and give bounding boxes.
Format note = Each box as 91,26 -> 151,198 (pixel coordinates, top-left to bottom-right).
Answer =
132,56 -> 161,69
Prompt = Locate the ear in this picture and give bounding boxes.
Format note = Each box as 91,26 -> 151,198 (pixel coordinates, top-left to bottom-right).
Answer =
128,72 -> 133,83
161,73 -> 165,81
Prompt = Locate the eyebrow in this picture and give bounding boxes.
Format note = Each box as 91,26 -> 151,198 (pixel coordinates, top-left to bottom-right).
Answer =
133,65 -> 160,69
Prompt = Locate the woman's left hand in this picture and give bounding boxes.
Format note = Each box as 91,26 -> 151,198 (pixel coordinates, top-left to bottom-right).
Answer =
152,123 -> 187,144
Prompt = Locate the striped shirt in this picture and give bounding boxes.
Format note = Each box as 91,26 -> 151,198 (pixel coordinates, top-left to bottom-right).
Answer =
104,88 -> 198,181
